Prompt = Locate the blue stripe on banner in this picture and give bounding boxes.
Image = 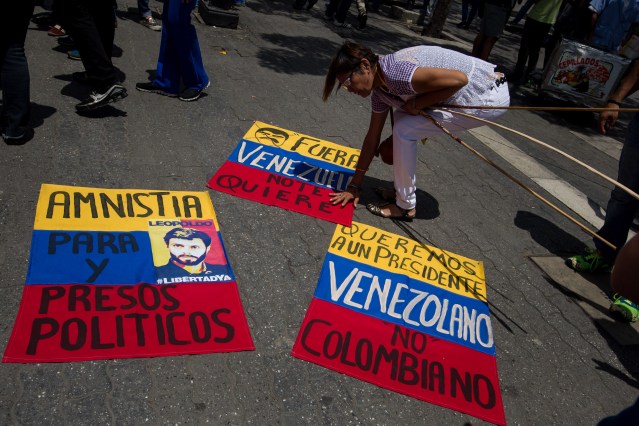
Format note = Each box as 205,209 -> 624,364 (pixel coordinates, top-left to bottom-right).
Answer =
26,230 -> 156,285
313,253 -> 496,355
228,139 -> 354,191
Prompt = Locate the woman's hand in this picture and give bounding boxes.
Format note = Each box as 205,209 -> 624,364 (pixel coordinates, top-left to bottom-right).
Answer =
330,185 -> 360,207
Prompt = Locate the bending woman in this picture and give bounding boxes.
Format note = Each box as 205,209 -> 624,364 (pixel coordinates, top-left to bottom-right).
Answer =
323,41 -> 510,221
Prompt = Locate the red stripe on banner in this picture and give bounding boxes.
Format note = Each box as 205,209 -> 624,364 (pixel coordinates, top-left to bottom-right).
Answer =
3,283 -> 255,363
292,299 -> 506,426
208,161 -> 353,226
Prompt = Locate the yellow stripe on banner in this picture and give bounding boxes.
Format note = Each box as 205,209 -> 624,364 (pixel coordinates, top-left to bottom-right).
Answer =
328,222 -> 487,302
34,184 -> 219,231
243,121 -> 360,170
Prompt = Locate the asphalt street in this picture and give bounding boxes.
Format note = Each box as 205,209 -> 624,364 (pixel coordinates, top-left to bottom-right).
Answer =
1,0 -> 639,424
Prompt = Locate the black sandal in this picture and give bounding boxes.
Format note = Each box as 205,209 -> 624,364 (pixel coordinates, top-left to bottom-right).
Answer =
366,201 -> 415,222
373,186 -> 396,202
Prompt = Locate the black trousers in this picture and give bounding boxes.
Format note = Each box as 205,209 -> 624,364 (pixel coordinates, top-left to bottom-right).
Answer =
0,0 -> 35,138
56,0 -> 117,91
513,17 -> 552,79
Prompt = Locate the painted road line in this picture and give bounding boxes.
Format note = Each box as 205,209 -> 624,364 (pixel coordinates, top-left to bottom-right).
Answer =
569,130 -> 622,161
468,126 -> 606,230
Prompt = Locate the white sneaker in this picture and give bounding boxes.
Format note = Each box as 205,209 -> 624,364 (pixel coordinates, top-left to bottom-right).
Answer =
140,16 -> 162,31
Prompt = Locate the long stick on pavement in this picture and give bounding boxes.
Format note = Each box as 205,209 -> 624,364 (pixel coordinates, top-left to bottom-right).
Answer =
420,111 -> 617,251
440,104 -> 639,113
440,108 -> 639,203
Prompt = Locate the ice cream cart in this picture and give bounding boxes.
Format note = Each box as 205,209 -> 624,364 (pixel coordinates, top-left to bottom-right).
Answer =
540,38 -> 632,106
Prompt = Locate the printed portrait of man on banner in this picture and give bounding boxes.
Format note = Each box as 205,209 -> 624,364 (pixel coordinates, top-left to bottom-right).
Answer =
149,221 -> 232,284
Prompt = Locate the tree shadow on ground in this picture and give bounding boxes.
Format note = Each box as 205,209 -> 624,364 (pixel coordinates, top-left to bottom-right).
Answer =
254,1 -> 424,75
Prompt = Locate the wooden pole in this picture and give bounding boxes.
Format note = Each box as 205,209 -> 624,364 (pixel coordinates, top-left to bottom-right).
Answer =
420,111 -> 617,250
441,108 -> 639,203
440,104 -> 639,113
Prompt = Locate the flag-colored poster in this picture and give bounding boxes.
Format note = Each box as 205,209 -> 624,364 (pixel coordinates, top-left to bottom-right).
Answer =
208,121 -> 359,226
292,223 -> 505,425
3,184 -> 254,363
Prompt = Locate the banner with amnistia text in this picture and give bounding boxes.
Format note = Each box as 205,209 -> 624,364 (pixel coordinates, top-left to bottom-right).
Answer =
292,222 -> 505,425
208,121 -> 358,226
3,184 -> 254,363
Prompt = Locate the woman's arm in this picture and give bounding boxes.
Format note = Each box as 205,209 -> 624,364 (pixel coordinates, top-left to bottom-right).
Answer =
402,67 -> 469,115
330,110 -> 389,206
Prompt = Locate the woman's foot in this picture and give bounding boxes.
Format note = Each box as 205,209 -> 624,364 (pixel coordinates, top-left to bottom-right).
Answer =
366,202 -> 416,222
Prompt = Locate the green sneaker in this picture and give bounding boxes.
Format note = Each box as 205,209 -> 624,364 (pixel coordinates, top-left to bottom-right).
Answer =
565,248 -> 612,273
610,294 -> 639,322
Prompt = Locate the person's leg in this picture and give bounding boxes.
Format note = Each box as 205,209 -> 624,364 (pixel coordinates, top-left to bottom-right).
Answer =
471,32 -> 486,58
138,0 -> 151,18
325,0 -> 339,17
153,0 -> 181,94
355,0 -> 367,28
466,0 -> 479,25
595,113 -> 639,262
511,0 -> 534,25
512,18 -> 533,80
0,1 -> 35,140
172,0 -> 208,91
88,0 -> 116,61
475,3 -> 507,60
334,0 -> 354,23
57,0 -> 116,91
387,79 -> 508,211
479,36 -> 498,61
460,0 -> 469,23
524,20 -> 551,76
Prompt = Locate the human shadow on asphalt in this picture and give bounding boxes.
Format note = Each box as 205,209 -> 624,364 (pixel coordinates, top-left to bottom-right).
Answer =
515,211 -> 639,385
31,102 -> 56,129
540,274 -> 639,388
357,175 -> 440,220
514,210 -> 589,256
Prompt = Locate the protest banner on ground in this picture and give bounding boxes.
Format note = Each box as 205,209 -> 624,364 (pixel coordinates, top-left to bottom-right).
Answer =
3,184 -> 254,363
208,121 -> 358,226
292,222 -> 505,425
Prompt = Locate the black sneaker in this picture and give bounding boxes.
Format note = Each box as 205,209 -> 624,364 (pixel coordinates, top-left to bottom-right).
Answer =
178,82 -> 209,102
75,84 -> 128,112
136,82 -> 178,97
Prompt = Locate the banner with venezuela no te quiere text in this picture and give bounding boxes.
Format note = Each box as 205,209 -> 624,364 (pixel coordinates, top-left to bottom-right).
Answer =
208,121 -> 359,226
292,222 -> 506,425
3,184 -> 254,363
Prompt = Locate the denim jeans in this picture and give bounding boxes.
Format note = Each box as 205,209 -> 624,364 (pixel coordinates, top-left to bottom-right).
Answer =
138,0 -> 152,18
595,112 -> 639,262
0,1 -> 34,139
